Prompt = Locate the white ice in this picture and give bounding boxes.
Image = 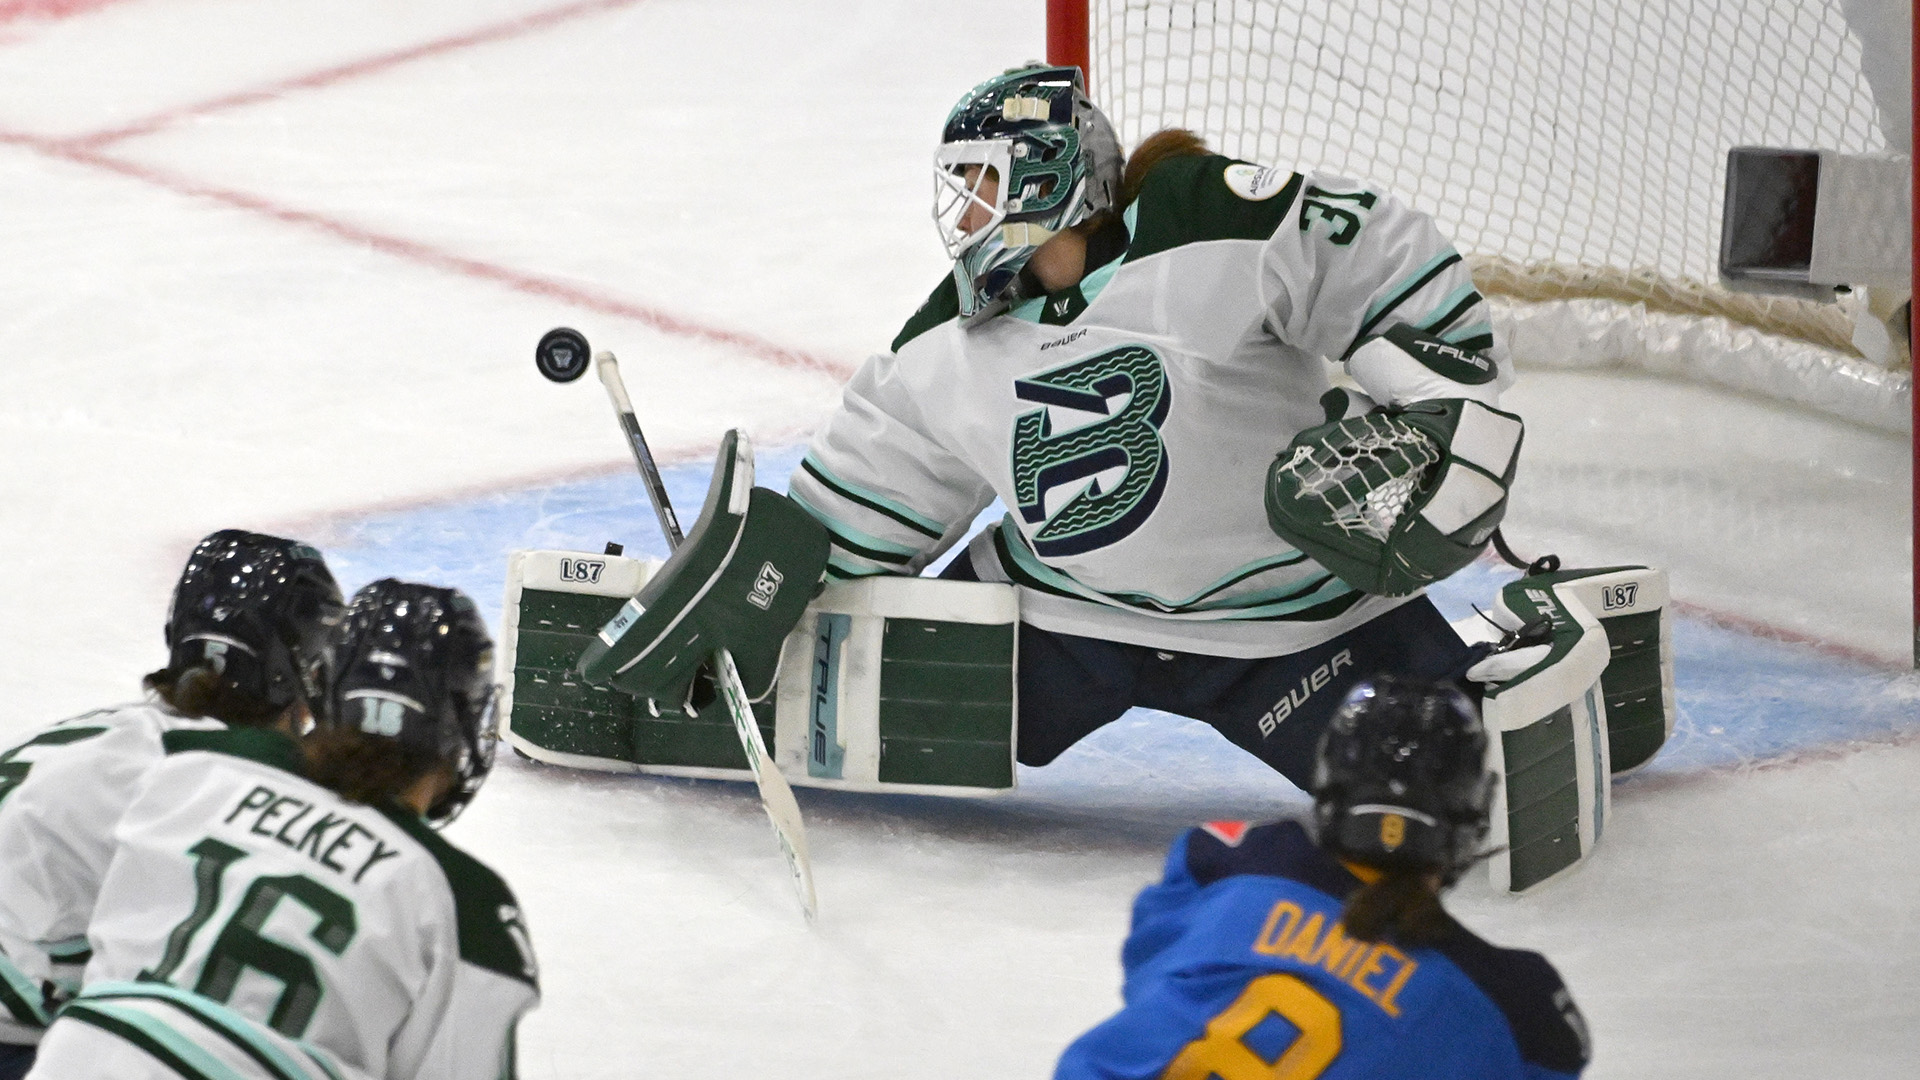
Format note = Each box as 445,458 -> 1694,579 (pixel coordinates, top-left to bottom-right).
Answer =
1,1 -> 1915,1077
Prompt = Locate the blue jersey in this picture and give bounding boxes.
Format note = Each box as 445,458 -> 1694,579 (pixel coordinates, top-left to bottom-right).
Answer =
1057,821 -> 1588,1080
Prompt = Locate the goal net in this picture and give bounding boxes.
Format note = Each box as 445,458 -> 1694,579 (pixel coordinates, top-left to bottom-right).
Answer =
1074,0 -> 1909,431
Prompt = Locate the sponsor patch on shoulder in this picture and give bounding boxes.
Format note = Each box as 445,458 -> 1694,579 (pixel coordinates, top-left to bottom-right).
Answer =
1223,163 -> 1290,201
1201,820 -> 1251,846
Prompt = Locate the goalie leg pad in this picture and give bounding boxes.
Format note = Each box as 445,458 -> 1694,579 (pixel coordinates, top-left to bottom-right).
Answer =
770,576 -> 1019,794
1531,566 -> 1675,775
501,552 -> 1018,793
1475,575 -> 1613,894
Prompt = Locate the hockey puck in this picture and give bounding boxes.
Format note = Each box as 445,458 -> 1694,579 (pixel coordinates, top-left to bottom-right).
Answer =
535,327 -> 592,383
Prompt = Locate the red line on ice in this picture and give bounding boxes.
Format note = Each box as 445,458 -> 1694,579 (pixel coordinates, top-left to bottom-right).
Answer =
1667,600 -> 1906,672
0,0 -> 130,24
0,128 -> 851,380
63,0 -> 650,148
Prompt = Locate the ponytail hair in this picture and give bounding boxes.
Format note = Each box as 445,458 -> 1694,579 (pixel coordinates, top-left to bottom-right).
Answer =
145,665 -> 285,728
1340,868 -> 1452,947
1120,128 -> 1211,207
302,726 -> 443,810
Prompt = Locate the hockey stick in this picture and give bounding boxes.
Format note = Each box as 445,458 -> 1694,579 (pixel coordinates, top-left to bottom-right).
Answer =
541,330 -> 817,922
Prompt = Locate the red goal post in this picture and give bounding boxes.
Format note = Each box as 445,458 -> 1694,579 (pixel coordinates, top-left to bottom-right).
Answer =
1049,0 -> 1918,666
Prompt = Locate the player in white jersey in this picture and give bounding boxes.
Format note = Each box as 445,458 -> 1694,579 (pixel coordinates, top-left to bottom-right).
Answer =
26,578 -> 536,1080
788,64 -> 1516,786
0,530 -> 344,1080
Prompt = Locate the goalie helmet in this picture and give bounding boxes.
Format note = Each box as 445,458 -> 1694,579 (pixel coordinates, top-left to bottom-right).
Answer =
933,63 -> 1122,320
1312,676 -> 1494,883
321,579 -> 498,826
163,529 -> 344,718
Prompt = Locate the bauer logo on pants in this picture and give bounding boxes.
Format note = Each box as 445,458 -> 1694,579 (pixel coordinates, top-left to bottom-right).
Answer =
748,561 -> 784,610
1257,649 -> 1353,738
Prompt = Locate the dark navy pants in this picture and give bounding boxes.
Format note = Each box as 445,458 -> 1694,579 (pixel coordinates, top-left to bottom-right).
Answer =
941,556 -> 1470,788
0,1041 -> 33,1080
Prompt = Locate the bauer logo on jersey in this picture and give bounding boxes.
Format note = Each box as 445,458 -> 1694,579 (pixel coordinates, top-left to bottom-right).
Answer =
1010,345 -> 1172,557
1223,162 -> 1291,201
747,561 -> 784,610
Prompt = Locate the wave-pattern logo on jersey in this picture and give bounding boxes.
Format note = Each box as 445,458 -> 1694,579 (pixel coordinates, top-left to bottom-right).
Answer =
1010,345 -> 1171,557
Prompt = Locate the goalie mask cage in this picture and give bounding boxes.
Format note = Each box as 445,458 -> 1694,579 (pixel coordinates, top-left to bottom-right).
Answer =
1048,0 -> 1919,666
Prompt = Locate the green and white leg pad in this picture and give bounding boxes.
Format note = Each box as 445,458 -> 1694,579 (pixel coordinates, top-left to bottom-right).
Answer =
501,552 -> 1019,793
1455,565 -> 1674,893
771,575 -> 1018,795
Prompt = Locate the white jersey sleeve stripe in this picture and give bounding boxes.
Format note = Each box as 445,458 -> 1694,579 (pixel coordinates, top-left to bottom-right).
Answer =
787,491 -> 918,563
1417,283 -> 1482,334
1443,321 -> 1495,347
85,982 -> 343,1080
61,1000 -> 253,1080
798,454 -> 945,538
1358,248 -> 1464,335
825,552 -> 892,581
0,950 -> 48,1027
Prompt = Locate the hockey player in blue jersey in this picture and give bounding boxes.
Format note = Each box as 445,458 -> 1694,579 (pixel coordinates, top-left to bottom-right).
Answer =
786,64 -> 1524,787
1055,676 -> 1590,1079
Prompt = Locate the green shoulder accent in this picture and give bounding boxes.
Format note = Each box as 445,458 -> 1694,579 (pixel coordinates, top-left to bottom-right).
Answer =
161,727 -> 305,778
1125,154 -> 1303,263
890,274 -> 961,353
374,805 -> 540,990
1,723 -> 108,762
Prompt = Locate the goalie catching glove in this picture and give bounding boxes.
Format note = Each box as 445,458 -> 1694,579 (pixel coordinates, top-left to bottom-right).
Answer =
576,429 -> 830,704
1266,330 -> 1523,596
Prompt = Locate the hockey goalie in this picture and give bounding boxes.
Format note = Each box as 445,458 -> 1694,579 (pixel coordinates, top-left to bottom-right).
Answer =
504,64 -> 1675,893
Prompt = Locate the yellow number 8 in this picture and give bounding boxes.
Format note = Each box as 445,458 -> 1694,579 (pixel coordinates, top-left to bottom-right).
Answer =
1162,973 -> 1343,1080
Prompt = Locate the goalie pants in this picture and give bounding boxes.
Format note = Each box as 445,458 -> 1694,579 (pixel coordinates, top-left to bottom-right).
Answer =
941,558 -> 1470,787
0,1043 -> 32,1080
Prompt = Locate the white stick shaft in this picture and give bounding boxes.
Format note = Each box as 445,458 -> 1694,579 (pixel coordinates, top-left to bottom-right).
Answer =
595,351 -> 683,546
590,349 -> 815,922
714,648 -> 817,922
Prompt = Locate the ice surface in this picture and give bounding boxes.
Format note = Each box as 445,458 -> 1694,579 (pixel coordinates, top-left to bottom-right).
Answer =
1,1 -> 1915,1077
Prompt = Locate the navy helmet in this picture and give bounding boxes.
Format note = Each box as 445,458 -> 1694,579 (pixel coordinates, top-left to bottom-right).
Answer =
163,529 -> 344,718
321,579 -> 497,825
1312,676 -> 1495,882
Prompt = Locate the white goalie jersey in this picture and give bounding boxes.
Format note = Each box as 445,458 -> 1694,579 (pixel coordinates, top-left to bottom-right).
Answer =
792,154 -> 1513,657
0,702 -> 224,1045
26,727 -> 538,1080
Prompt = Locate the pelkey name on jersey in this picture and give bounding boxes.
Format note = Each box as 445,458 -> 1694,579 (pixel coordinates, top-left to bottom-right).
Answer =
222,783 -> 403,884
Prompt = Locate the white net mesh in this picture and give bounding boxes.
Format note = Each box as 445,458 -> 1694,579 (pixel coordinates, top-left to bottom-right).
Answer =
1088,0 -> 1893,359
1277,413 -> 1442,541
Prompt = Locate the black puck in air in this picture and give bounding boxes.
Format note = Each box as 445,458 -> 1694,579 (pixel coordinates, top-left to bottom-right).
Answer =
535,327 -> 592,383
